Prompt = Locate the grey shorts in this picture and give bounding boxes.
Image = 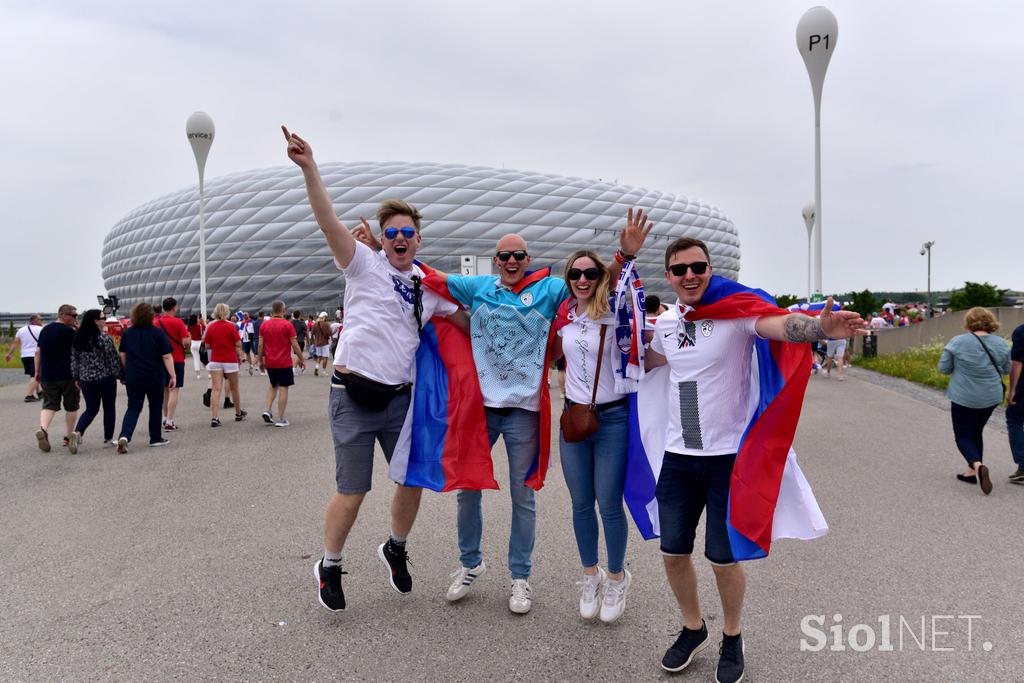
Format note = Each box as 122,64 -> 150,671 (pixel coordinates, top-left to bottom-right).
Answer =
328,384 -> 411,494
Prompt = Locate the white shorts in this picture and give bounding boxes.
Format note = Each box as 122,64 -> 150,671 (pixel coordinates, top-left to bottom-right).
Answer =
825,339 -> 847,358
207,361 -> 240,374
315,345 -> 331,358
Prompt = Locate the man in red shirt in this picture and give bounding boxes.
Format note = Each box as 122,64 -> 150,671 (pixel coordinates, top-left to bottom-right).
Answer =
155,297 -> 191,431
258,300 -> 305,427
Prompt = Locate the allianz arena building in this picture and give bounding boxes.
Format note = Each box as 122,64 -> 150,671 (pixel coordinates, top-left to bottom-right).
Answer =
102,162 -> 740,314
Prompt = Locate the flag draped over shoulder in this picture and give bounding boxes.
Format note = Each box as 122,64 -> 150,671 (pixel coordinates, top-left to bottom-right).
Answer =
624,275 -> 828,561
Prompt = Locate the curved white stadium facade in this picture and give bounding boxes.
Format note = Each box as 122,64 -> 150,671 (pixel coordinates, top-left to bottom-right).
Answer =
102,162 -> 740,313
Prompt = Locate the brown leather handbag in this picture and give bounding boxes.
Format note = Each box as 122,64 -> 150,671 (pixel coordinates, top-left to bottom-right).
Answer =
560,324 -> 607,443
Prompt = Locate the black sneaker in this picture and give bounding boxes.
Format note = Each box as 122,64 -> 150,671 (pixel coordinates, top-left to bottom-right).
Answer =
1008,468 -> 1024,483
202,389 -> 211,407
716,634 -> 745,683
224,397 -> 234,409
314,559 -> 346,611
662,619 -> 709,672
378,539 -> 412,594
234,409 -> 247,422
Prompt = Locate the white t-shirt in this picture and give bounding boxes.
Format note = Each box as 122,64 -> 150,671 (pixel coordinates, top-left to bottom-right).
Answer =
557,307 -> 623,405
869,317 -> 886,329
334,242 -> 459,385
16,324 -> 43,358
650,305 -> 761,456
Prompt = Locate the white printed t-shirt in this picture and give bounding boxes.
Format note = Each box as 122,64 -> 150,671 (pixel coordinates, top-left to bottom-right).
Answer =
16,324 -> 43,358
650,304 -> 761,457
334,242 -> 458,385
557,307 -> 623,405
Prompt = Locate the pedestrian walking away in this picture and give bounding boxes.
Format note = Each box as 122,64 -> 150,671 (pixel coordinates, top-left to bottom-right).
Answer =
155,297 -> 190,432
115,302 -> 176,453
939,307 -> 1011,495
6,313 -> 43,402
70,309 -> 124,452
34,305 -> 81,452
284,125 -> 468,612
186,314 -> 206,379
205,303 -> 246,427
258,299 -> 305,427
1006,322 -> 1024,484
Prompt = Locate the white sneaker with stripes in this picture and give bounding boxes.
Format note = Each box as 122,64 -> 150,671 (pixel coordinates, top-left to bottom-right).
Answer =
445,561 -> 486,602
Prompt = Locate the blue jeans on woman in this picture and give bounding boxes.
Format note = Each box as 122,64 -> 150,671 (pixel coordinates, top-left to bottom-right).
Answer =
119,382 -> 165,445
456,407 -> 538,580
558,402 -> 629,574
1006,401 -> 1024,469
75,376 -> 118,441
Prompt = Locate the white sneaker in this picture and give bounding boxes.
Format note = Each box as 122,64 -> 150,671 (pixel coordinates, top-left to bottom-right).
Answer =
509,578 -> 532,614
275,419 -> 289,427
599,570 -> 632,623
577,568 -> 605,619
446,562 -> 486,602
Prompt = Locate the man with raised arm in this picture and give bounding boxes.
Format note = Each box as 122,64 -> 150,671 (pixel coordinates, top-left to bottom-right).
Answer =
283,126 -> 469,612
642,236 -> 865,682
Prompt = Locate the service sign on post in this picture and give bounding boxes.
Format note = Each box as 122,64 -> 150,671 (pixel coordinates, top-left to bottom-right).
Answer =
460,255 -> 475,276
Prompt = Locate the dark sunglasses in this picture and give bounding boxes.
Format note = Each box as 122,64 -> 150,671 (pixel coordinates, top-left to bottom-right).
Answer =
496,250 -> 528,262
668,261 -> 709,277
64,312 -> 79,318
567,267 -> 600,282
384,226 -> 416,240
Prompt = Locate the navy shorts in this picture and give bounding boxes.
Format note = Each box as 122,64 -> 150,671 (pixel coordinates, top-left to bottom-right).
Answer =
165,362 -> 185,389
242,341 -> 253,354
655,451 -> 737,565
267,367 -> 294,388
22,357 -> 35,376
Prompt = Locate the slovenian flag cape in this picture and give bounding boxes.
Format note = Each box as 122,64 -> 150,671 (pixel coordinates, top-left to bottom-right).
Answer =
624,275 -> 828,561
389,265 -> 561,492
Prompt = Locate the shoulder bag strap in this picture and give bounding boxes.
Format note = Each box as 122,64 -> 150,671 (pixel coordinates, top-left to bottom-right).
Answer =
589,324 -> 608,408
971,332 -> 1006,396
156,318 -> 186,351
28,325 -> 39,342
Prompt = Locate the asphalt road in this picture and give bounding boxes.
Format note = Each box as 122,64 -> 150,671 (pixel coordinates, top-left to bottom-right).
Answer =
1,367 -> 1020,681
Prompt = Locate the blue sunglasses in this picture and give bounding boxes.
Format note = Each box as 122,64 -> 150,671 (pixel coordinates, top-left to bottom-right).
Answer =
384,226 -> 416,240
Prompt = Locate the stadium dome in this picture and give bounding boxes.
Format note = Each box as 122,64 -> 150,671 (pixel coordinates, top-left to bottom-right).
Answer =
102,162 -> 740,313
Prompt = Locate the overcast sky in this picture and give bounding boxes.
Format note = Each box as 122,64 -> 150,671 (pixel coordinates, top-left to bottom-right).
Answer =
1,0 -> 1019,312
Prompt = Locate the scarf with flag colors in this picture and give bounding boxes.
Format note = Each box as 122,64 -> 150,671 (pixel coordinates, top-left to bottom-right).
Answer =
624,274 -> 828,561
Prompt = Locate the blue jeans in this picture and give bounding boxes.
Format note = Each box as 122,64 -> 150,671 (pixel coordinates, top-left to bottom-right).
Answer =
456,408 -> 538,580
1007,402 -> 1024,469
119,382 -> 164,444
559,403 -> 629,574
75,376 -> 118,441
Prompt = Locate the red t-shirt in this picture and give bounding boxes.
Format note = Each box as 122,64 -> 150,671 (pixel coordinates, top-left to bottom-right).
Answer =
259,317 -> 296,369
156,315 -> 189,363
205,320 -> 240,363
187,322 -> 205,340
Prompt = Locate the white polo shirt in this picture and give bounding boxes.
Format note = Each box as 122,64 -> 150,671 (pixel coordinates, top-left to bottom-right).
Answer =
334,242 -> 458,385
15,324 -> 43,358
650,304 -> 761,456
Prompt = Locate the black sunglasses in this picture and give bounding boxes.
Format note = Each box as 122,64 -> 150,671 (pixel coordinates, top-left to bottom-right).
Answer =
567,267 -> 600,282
496,250 -> 528,262
668,261 -> 709,277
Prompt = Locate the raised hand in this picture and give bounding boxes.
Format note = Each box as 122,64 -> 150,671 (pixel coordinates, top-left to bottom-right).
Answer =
282,125 -> 315,170
620,208 -> 654,256
818,297 -> 868,339
352,216 -> 382,251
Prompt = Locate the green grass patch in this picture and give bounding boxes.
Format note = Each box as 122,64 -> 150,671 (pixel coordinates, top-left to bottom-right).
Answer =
853,340 -> 1010,404
0,343 -> 24,369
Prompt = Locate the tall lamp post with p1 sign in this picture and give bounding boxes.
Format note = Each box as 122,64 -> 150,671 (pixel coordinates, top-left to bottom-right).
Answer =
921,241 -> 935,317
186,112 -> 215,320
797,6 -> 838,299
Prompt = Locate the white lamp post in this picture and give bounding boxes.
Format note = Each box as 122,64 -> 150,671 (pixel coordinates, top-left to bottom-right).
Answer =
797,6 -> 838,298
801,203 -> 815,303
920,241 -> 935,317
186,112 -> 215,319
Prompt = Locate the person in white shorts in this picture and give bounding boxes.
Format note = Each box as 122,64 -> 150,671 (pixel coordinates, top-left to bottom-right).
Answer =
825,337 -> 847,380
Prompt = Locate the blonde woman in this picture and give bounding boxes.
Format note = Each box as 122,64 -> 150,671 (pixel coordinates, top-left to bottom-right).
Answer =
205,303 -> 246,427
939,307 -> 1011,494
554,249 -> 632,623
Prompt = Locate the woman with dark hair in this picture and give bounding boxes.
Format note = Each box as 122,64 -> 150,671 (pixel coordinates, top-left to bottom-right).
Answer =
116,302 -> 176,453
69,309 -> 123,453
554,248 -> 633,623
939,306 -> 1011,494
186,313 -> 205,379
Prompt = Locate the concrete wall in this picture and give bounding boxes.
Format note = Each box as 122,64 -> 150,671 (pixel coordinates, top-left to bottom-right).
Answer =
864,307 -> 1024,356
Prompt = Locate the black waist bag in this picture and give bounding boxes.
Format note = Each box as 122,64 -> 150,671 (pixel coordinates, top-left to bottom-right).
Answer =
334,371 -> 411,411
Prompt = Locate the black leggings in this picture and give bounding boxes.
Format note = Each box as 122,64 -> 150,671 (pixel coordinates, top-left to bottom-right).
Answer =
75,376 -> 118,441
951,401 -> 998,466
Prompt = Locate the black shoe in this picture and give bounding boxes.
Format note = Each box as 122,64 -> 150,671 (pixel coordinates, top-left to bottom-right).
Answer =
234,409 -> 247,422
314,559 -> 346,611
716,634 -> 745,683
956,474 -> 978,484
223,397 -> 234,409
202,389 -> 211,407
662,619 -> 709,672
24,395 -> 37,403
977,464 -> 993,495
378,539 -> 413,594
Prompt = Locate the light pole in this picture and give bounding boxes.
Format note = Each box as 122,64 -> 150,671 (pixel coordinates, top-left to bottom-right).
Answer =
186,112 -> 215,319
920,241 -> 935,317
802,203 -> 815,303
797,6 -> 838,298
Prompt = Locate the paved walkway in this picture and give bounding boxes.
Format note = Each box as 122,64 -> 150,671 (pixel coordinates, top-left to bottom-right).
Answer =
1,368 -> 1019,681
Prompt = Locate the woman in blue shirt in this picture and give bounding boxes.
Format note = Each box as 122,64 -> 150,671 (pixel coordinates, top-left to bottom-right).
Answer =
938,307 -> 1011,494
116,302 -> 175,453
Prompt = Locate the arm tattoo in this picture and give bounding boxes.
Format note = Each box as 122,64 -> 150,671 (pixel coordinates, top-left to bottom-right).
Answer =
784,315 -> 827,343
